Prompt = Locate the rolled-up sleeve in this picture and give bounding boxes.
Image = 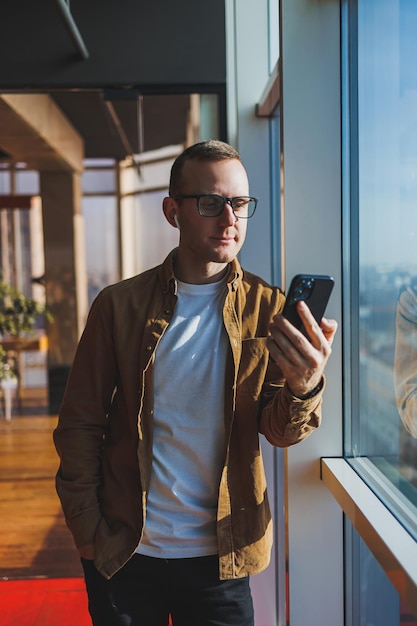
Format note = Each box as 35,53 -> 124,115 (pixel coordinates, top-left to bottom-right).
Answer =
258,359 -> 324,447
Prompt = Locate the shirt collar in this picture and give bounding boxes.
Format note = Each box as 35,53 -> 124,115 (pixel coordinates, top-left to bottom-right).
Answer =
158,248 -> 243,294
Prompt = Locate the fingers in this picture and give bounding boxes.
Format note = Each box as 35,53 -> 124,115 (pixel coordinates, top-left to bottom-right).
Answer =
320,316 -> 338,346
267,310 -> 320,376
266,321 -> 323,397
267,300 -> 337,356
266,302 -> 338,398
295,301 -> 338,348
295,301 -> 323,348
267,318 -> 311,369
268,308 -> 310,356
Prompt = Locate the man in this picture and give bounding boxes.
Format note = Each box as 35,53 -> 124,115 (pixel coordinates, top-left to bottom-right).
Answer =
54,140 -> 337,626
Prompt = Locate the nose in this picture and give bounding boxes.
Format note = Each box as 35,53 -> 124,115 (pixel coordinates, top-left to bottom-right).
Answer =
219,201 -> 237,225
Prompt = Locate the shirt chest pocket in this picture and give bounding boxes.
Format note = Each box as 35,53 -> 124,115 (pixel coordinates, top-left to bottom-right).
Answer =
237,338 -> 269,398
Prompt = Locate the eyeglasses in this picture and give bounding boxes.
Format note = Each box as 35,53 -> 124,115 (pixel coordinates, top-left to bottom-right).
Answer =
173,194 -> 258,218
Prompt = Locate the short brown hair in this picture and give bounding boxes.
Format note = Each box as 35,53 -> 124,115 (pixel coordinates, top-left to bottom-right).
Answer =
169,140 -> 241,197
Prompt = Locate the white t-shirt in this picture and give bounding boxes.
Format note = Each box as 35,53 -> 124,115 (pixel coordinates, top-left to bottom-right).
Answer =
137,276 -> 229,558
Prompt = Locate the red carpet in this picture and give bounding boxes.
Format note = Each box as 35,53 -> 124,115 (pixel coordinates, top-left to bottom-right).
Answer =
1,577 -> 174,625
0,578 -> 90,626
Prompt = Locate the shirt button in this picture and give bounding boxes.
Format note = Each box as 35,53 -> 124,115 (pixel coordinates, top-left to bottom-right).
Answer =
146,345 -> 152,351
165,309 -> 171,315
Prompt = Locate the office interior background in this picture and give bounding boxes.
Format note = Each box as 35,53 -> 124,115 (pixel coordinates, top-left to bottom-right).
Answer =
1,0 -> 417,624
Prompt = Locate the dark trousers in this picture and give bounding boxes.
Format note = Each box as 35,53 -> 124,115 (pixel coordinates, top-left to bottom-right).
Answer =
81,554 -> 254,626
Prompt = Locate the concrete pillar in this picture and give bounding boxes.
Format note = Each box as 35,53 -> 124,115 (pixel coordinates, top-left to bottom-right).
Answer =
40,171 -> 86,414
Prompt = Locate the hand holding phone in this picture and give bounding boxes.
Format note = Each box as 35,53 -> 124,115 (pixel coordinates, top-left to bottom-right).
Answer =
267,273 -> 337,398
282,274 -> 334,337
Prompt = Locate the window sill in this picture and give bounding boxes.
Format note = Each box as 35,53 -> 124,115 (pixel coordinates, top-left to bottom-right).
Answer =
321,457 -> 417,617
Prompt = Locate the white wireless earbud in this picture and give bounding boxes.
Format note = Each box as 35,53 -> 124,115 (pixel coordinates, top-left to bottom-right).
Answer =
173,215 -> 181,229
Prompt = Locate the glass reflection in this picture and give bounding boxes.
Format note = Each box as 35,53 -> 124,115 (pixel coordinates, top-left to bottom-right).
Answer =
394,280 -> 417,440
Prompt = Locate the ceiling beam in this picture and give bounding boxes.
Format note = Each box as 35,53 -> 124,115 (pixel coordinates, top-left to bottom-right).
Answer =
0,93 -> 84,173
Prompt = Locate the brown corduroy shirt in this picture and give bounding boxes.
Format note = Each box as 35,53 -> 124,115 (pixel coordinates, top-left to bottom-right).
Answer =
54,250 -> 323,580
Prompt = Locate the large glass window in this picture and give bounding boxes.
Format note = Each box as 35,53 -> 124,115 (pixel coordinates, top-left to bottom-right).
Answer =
0,167 -> 39,292
82,160 -> 120,305
83,194 -> 119,305
346,0 -> 417,518
0,166 -> 47,397
133,190 -> 178,275
344,0 -> 417,620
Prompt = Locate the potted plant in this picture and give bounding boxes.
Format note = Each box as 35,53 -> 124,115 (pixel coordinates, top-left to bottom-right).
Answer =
0,279 -> 48,339
0,279 -> 50,415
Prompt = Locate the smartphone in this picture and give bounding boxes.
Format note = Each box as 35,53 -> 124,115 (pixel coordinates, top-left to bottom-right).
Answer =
282,274 -> 334,336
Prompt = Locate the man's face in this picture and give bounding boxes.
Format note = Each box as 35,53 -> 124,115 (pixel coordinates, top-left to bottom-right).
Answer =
171,158 -> 250,271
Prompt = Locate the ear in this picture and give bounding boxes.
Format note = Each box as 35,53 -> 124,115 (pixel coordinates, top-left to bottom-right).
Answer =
163,196 -> 180,229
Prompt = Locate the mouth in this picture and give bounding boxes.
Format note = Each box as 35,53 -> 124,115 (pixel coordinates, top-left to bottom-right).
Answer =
212,234 -> 236,243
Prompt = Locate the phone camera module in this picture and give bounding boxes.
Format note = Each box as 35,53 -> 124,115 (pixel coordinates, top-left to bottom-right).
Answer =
293,277 -> 314,302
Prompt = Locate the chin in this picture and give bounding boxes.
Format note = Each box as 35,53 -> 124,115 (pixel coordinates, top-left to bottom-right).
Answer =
212,253 -> 237,265
212,242 -> 242,260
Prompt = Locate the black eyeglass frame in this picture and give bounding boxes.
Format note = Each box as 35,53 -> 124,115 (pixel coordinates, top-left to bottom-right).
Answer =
172,194 -> 258,218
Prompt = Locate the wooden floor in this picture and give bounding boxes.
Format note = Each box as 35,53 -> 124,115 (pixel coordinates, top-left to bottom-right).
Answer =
0,387 -> 83,580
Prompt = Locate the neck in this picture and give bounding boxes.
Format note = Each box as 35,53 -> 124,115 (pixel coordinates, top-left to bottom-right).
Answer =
174,255 -> 230,285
